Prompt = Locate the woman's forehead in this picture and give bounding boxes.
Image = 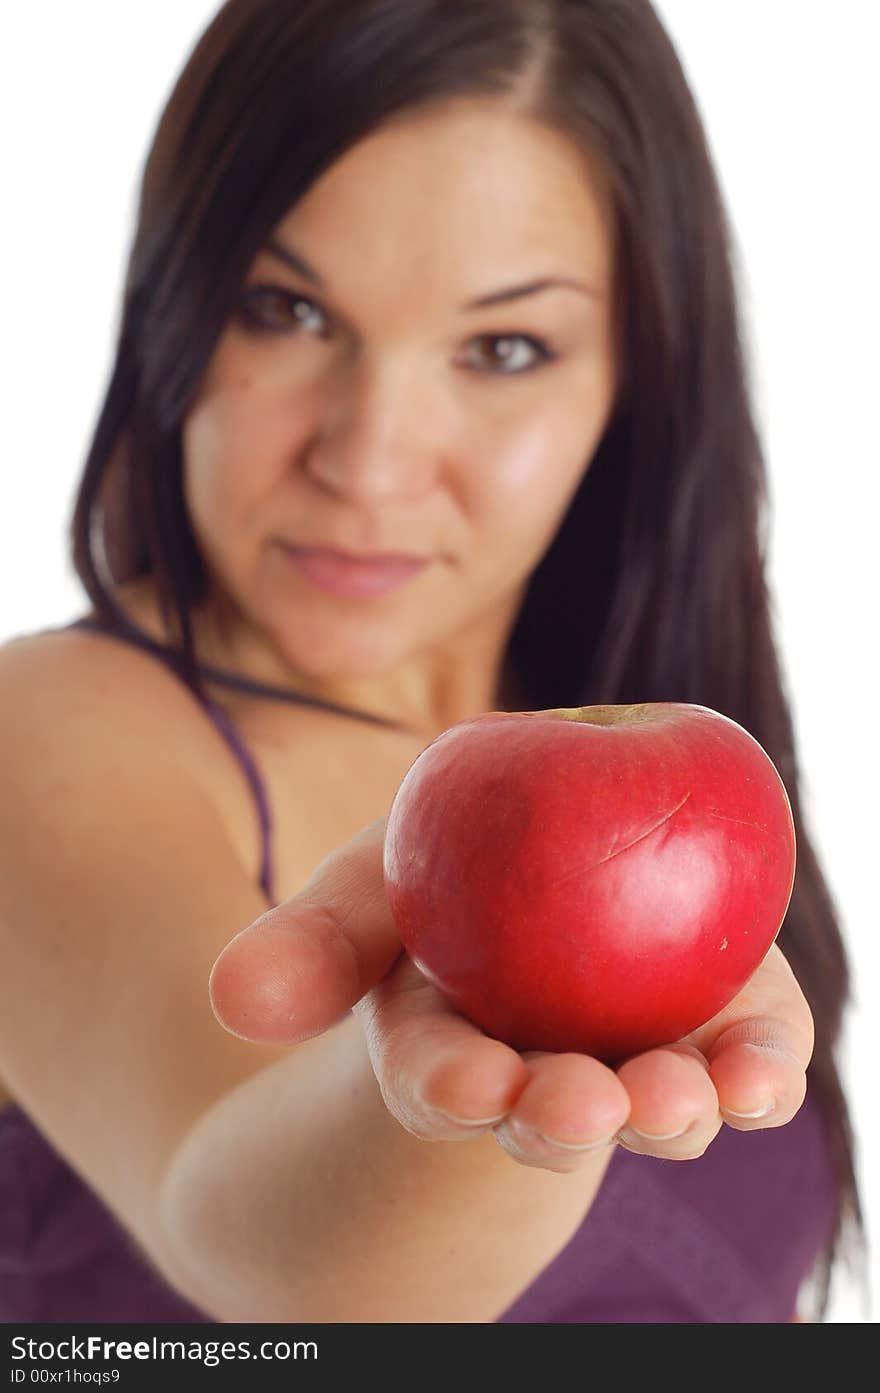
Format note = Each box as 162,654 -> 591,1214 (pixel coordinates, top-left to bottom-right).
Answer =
264,101 -> 614,292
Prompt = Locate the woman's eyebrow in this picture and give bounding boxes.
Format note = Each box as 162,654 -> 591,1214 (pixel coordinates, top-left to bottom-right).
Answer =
263,237 -> 599,308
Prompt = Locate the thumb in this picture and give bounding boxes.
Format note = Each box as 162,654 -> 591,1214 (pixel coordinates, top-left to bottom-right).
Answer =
209,817 -> 402,1045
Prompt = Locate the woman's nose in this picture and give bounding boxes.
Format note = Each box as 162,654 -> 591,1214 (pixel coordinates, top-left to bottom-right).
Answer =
302,356 -> 442,503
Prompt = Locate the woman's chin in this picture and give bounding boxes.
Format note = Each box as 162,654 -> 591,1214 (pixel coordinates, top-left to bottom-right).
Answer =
268,622 -> 404,686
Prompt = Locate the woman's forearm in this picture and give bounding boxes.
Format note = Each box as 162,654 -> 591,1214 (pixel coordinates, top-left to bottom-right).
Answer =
157,1013 -> 614,1323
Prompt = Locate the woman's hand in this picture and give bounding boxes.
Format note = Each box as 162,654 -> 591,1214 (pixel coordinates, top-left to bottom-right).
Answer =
209,818 -> 814,1174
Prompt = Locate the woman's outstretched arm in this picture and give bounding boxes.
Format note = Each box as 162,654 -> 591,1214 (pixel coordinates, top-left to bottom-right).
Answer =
162,819 -> 813,1322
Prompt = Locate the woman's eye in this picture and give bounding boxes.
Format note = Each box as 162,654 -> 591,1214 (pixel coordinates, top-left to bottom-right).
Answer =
238,286 -> 329,336
464,334 -> 555,375
237,290 -> 554,376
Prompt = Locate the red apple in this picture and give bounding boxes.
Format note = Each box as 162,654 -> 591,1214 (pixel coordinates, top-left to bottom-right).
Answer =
382,703 -> 796,1061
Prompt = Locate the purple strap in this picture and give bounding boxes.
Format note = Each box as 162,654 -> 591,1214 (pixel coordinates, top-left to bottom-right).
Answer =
64,618 -> 276,906
201,699 -> 275,906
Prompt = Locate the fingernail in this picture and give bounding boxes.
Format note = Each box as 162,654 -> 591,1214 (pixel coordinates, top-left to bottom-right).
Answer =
539,1131 -> 618,1153
725,1099 -> 776,1120
442,1111 -> 509,1128
618,1123 -> 690,1146
497,1116 -> 616,1153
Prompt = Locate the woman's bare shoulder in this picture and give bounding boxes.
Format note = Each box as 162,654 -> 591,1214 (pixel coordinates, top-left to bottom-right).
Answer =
0,614 -> 424,901
0,618 -> 264,885
1,618 -> 219,759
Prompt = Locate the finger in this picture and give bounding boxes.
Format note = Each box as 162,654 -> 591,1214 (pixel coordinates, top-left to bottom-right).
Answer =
492,1052 -> 630,1173
209,818 -> 401,1045
705,1027 -> 809,1130
355,952 -> 530,1140
683,943 -> 814,1130
614,1043 -> 722,1160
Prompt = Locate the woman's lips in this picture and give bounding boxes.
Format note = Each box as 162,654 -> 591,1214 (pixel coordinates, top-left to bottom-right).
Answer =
277,543 -> 429,597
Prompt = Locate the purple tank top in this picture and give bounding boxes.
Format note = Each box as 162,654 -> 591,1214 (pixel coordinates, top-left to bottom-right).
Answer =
0,619 -> 838,1322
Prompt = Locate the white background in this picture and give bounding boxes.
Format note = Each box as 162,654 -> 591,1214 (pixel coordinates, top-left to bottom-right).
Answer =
2,2 -> 877,1321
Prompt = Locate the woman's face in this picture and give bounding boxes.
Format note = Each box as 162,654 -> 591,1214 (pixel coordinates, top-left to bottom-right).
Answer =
183,99 -> 618,696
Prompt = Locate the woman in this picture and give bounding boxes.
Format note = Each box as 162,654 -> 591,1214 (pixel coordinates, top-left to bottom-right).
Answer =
0,0 -> 863,1322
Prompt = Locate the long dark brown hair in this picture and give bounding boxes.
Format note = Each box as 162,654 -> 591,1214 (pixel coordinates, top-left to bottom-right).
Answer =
69,0 -> 866,1319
